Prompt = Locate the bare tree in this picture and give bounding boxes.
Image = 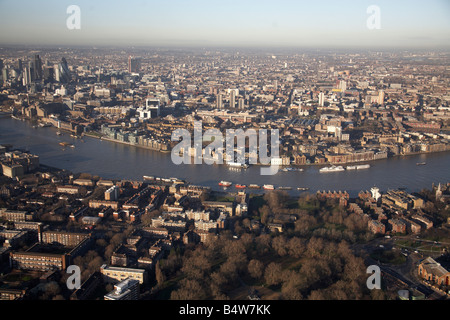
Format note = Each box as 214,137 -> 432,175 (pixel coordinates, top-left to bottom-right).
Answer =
155,260 -> 166,287
287,237 -> 306,258
264,262 -> 282,286
272,235 -> 288,256
170,279 -> 207,300
247,259 -> 264,280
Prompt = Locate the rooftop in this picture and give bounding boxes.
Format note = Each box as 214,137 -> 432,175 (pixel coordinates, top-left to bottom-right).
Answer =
421,257 -> 449,278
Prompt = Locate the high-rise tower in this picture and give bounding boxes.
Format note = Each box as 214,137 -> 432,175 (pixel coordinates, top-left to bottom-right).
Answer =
128,56 -> 141,73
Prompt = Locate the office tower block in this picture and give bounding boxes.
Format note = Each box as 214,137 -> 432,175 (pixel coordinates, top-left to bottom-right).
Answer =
22,66 -> 32,86
54,64 -> 60,82
32,55 -> 43,80
58,58 -> 70,83
15,59 -> 22,71
43,66 -> 54,82
128,56 -> 141,73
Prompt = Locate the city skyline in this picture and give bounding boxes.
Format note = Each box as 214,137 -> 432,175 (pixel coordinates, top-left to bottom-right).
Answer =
0,0 -> 449,49
0,1 -> 449,306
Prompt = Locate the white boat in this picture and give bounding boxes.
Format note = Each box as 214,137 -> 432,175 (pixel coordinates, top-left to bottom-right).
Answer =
356,164 -> 370,170
227,162 -> 249,169
319,165 -> 345,173
263,184 -> 275,190
346,165 -> 356,170
282,167 -> 304,172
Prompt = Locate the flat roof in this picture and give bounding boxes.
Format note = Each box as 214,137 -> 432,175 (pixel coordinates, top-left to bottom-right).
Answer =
100,264 -> 145,273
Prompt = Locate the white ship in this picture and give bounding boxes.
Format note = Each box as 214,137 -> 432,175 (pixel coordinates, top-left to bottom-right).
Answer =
263,184 -> 275,190
319,165 -> 345,173
227,162 -> 249,169
356,164 -> 370,170
346,165 -> 356,170
282,167 -> 304,172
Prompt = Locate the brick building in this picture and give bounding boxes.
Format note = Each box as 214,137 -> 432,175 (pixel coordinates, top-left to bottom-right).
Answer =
418,257 -> 450,286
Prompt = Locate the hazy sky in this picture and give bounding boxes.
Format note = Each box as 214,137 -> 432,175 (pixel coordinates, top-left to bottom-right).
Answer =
0,0 -> 449,48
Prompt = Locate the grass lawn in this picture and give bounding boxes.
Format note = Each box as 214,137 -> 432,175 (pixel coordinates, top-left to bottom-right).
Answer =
395,239 -> 422,249
216,196 -> 235,202
416,244 -> 443,253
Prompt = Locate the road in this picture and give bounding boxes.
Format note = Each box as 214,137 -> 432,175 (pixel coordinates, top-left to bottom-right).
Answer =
352,235 -> 448,300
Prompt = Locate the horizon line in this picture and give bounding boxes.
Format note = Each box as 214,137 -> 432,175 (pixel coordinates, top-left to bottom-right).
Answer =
1,43 -> 450,52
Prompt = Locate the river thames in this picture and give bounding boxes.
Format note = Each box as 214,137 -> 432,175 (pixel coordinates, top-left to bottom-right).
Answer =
1,115 -> 449,197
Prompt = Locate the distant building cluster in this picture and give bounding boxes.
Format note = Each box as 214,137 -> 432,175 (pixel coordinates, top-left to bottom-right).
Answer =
1,49 -> 449,168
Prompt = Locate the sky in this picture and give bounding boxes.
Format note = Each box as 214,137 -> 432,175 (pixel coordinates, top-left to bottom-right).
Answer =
0,0 -> 449,49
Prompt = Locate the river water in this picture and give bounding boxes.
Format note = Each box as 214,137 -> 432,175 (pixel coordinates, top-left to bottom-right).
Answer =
1,115 -> 449,197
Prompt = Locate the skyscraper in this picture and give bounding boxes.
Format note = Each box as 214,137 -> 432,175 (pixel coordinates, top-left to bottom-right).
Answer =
16,59 -> 22,71
22,66 -> 32,86
0,59 -> 4,83
128,56 -> 141,73
378,90 -> 385,105
216,94 -> 223,109
54,64 -> 60,82
43,65 -> 54,82
2,68 -> 8,82
238,97 -> 245,110
318,92 -> 325,107
32,55 -> 43,80
230,90 -> 236,108
58,58 -> 70,83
